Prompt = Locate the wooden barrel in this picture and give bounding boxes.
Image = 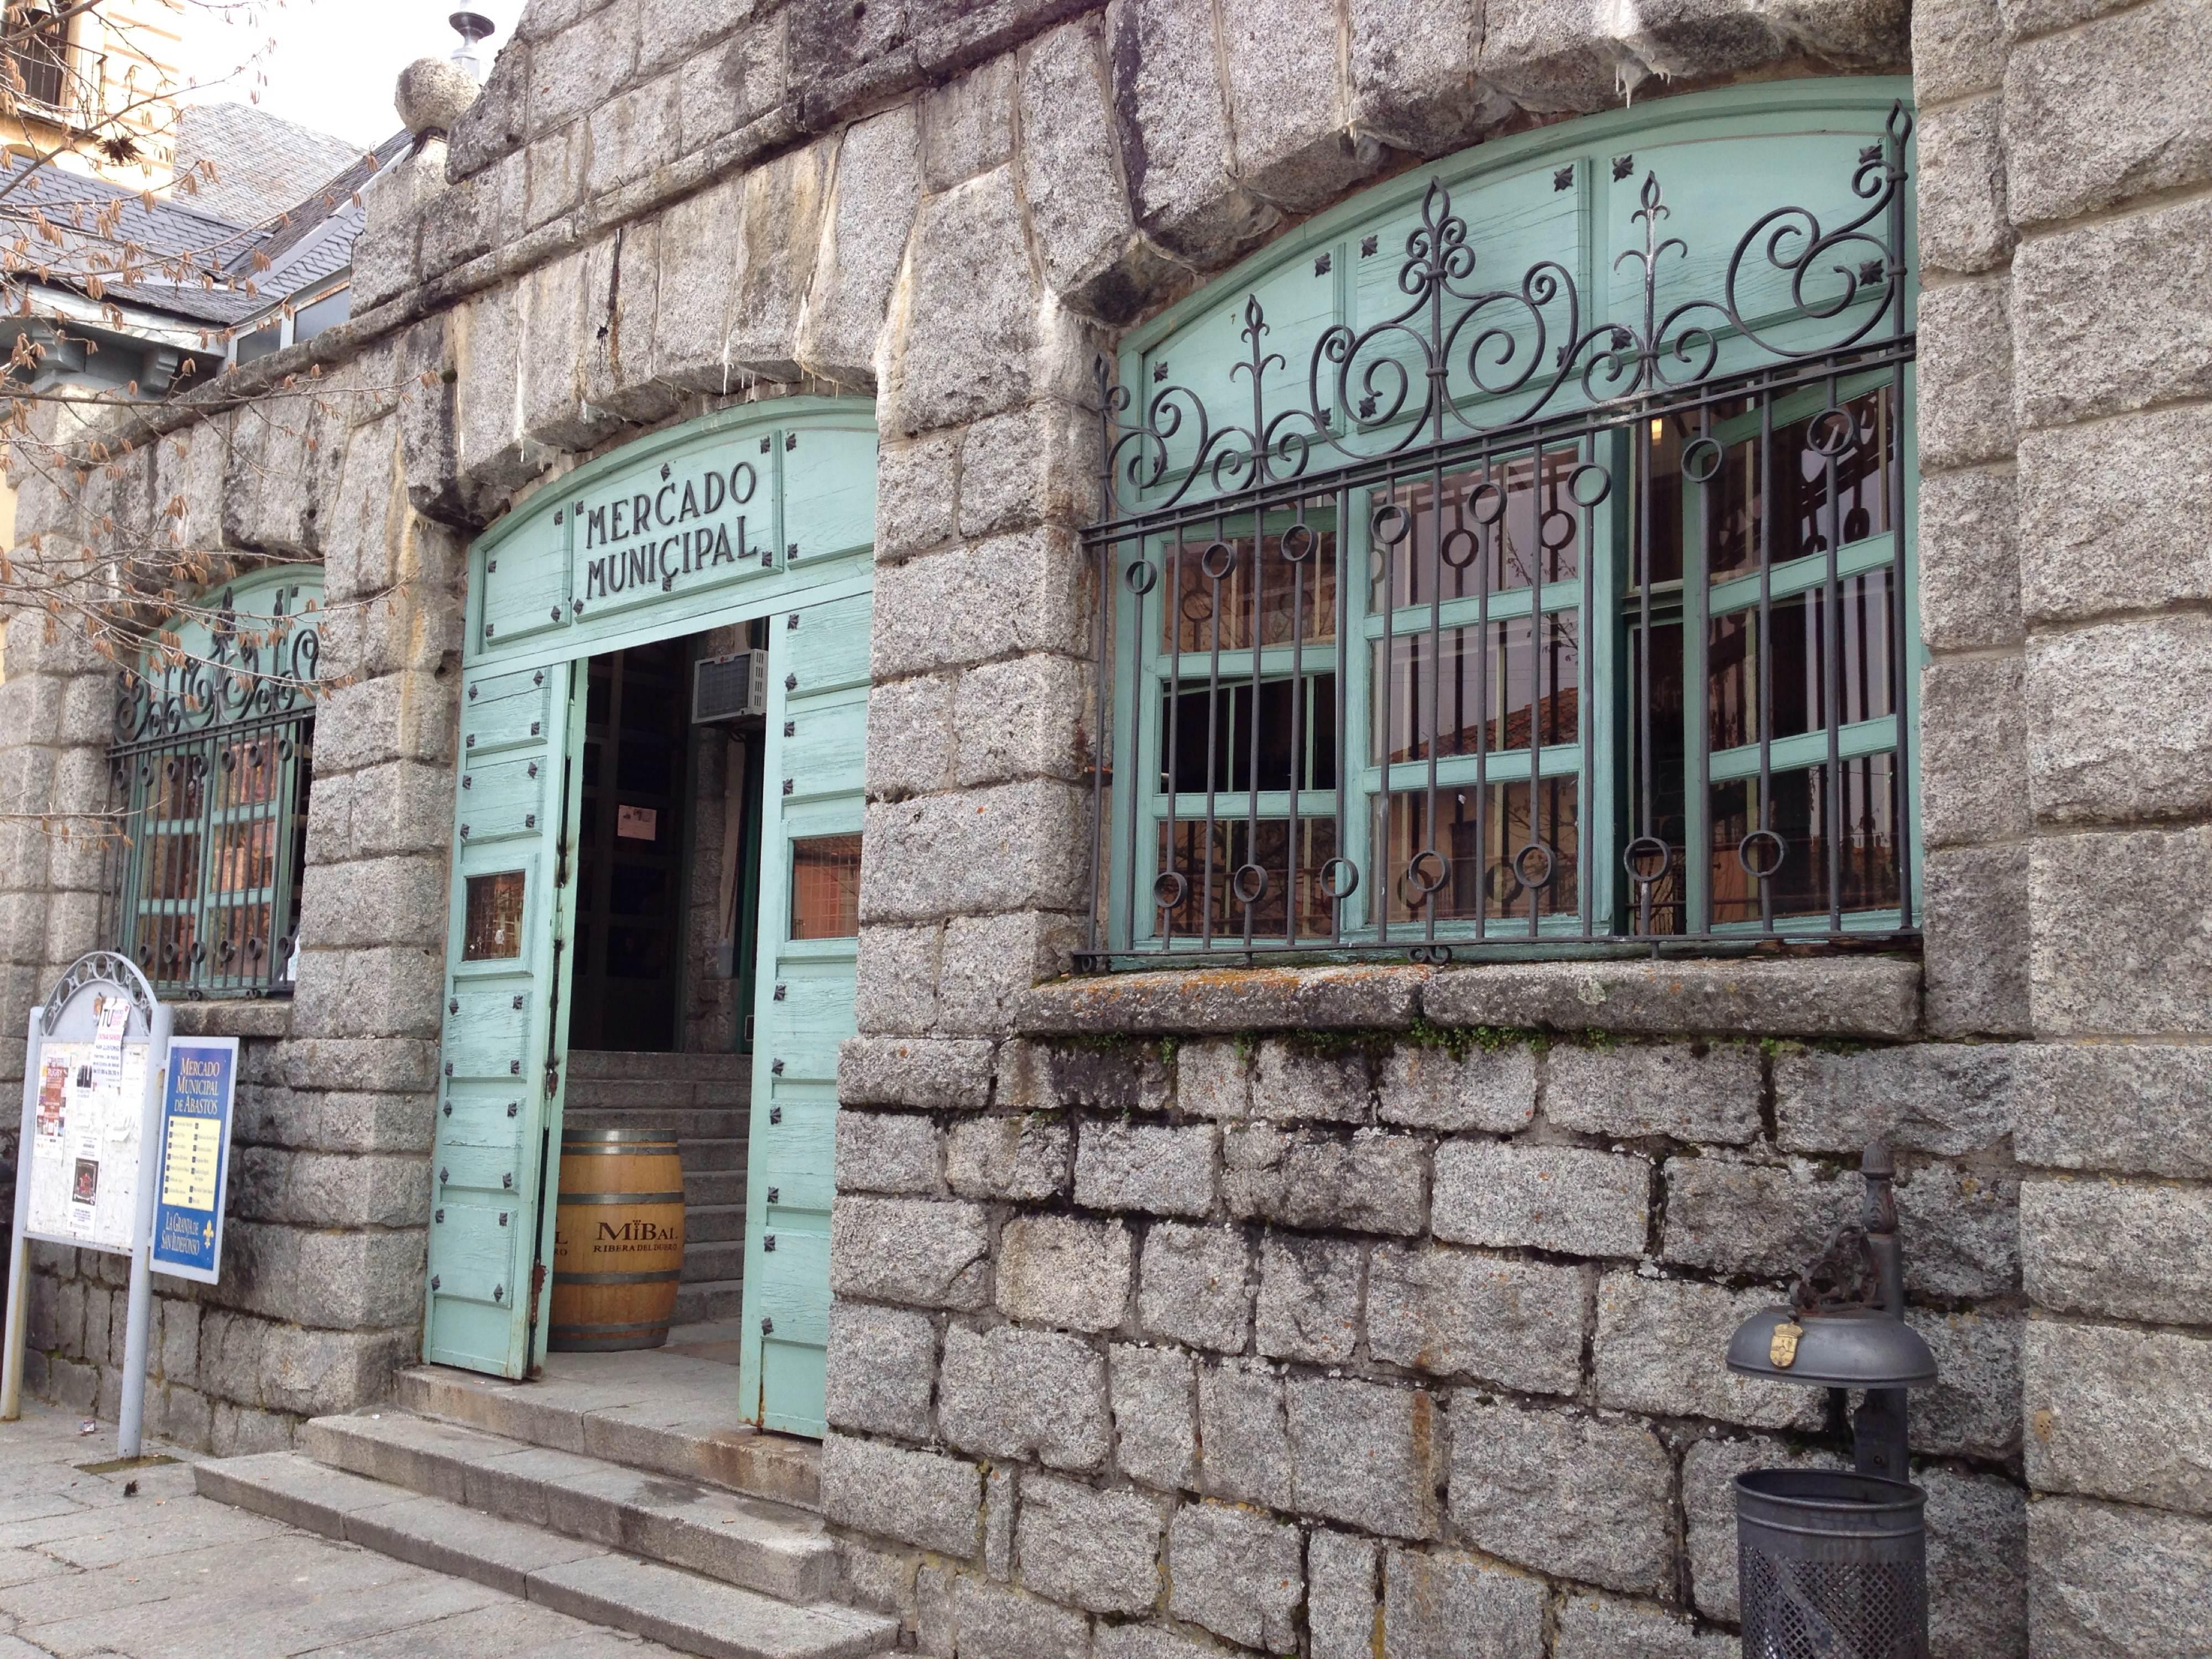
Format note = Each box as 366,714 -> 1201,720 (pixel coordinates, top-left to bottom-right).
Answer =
549,1128 -> 685,1352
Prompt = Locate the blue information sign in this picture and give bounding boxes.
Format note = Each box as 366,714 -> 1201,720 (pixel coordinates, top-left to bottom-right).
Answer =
150,1037 -> 237,1285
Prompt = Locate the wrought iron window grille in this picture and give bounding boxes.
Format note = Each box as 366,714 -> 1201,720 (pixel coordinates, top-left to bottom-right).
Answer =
1081,103 -> 1917,969
104,580 -> 322,998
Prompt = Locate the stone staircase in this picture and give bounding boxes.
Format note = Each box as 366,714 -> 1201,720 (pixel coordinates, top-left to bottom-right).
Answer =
194,1355 -> 893,1659
564,1049 -> 751,1324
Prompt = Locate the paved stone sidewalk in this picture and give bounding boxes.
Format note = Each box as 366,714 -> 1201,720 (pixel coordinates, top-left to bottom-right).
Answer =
0,1401 -> 684,1657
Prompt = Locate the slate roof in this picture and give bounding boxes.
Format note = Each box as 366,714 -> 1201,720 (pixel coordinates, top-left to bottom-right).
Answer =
0,126 -> 412,330
171,102 -> 366,229
0,160 -> 270,325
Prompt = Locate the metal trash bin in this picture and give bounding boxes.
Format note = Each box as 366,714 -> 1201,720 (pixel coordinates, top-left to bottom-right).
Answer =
1735,1468 -> 1927,1659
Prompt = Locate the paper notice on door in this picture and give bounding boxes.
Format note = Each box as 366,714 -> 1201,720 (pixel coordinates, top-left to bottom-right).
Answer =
617,804 -> 658,841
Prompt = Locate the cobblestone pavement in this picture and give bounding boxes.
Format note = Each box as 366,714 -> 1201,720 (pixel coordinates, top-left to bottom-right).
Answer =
0,1401 -> 682,1658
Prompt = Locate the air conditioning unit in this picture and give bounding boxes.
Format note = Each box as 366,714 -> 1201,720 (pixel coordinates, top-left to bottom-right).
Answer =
692,650 -> 768,723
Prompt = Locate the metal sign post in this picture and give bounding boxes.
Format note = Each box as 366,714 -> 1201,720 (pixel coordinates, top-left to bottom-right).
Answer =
1,954 -> 174,1458
1,1006 -> 43,1422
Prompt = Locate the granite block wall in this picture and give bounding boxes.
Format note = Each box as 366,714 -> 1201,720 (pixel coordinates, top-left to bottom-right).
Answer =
0,0 -> 2203,1652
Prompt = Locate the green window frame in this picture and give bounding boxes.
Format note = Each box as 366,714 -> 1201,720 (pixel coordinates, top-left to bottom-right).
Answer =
1084,80 -> 1920,966
106,567 -> 322,997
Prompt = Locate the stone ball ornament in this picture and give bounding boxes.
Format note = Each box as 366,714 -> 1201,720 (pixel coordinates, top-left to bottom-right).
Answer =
395,56 -> 480,139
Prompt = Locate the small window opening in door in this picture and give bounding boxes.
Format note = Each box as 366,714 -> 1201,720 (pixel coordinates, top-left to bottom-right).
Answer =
463,870 -> 526,959
790,834 -> 862,939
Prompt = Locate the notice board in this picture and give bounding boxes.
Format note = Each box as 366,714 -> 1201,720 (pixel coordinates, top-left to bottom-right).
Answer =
22,992 -> 150,1254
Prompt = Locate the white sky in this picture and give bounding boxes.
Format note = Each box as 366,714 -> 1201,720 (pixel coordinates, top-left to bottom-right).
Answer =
171,0 -> 529,149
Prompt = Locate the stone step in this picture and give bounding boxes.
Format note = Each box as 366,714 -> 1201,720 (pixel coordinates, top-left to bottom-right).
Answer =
567,1050 -> 754,1084
677,1137 -> 748,1174
195,1452 -> 891,1659
300,1410 -> 833,1604
395,1358 -> 815,1510
685,1239 -> 745,1281
687,1203 -> 745,1244
564,1105 -> 750,1139
685,1169 -> 747,1207
675,1277 -> 747,1326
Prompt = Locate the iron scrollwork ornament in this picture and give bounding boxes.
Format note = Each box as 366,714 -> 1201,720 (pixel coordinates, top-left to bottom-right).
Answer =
112,582 -> 324,748
1098,102 -> 1914,519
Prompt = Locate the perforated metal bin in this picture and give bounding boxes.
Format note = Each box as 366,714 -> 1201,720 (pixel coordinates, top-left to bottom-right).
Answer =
1735,1468 -> 1928,1659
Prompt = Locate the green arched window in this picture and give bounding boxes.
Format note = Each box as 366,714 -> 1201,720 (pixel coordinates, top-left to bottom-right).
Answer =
1082,80 -> 1918,964
107,566 -> 322,997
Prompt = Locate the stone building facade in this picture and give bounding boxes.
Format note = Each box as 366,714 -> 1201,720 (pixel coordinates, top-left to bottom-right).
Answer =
3,1 -> 2210,1656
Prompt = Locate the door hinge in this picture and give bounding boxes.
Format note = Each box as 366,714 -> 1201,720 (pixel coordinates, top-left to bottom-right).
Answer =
545,1060 -> 561,1098
555,837 -> 568,888
528,1260 -> 546,1332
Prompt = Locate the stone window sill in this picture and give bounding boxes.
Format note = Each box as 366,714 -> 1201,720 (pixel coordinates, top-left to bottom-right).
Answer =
169,998 -> 294,1040
1016,956 -> 1922,1041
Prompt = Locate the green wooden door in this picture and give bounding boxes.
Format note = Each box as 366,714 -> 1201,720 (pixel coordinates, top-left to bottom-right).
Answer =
739,591 -> 872,1436
424,660 -> 584,1376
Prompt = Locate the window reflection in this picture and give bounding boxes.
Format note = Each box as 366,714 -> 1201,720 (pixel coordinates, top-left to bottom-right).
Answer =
1371,446 -> 1582,613
1373,612 -> 1579,766
1376,780 -> 1579,927
1162,528 -> 1338,654
1708,571 -> 1893,750
1709,758 -> 1901,924
1642,386 -> 1897,587
1156,817 -> 1340,939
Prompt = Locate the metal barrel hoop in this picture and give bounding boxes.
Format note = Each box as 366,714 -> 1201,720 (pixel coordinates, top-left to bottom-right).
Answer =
1317,857 -> 1360,901
1124,557 -> 1159,595
1279,521 -> 1317,563
1199,538 -> 1238,580
1371,501 -> 1413,545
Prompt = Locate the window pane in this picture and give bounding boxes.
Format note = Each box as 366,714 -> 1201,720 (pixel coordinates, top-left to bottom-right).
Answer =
236,324 -> 282,364
141,914 -> 197,983
217,736 -> 281,805
1375,780 -> 1579,927
791,833 -> 862,939
1709,756 -> 1901,923
1644,387 -> 1898,587
140,833 -> 201,902
1370,445 -> 1582,614
207,900 -> 275,977
1160,674 -> 1338,794
463,870 -> 527,959
1708,570 -> 1894,750
1372,612 -> 1579,766
1162,528 -> 1337,654
294,285 -> 351,342
210,819 -> 275,894
1156,817 -> 1339,939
